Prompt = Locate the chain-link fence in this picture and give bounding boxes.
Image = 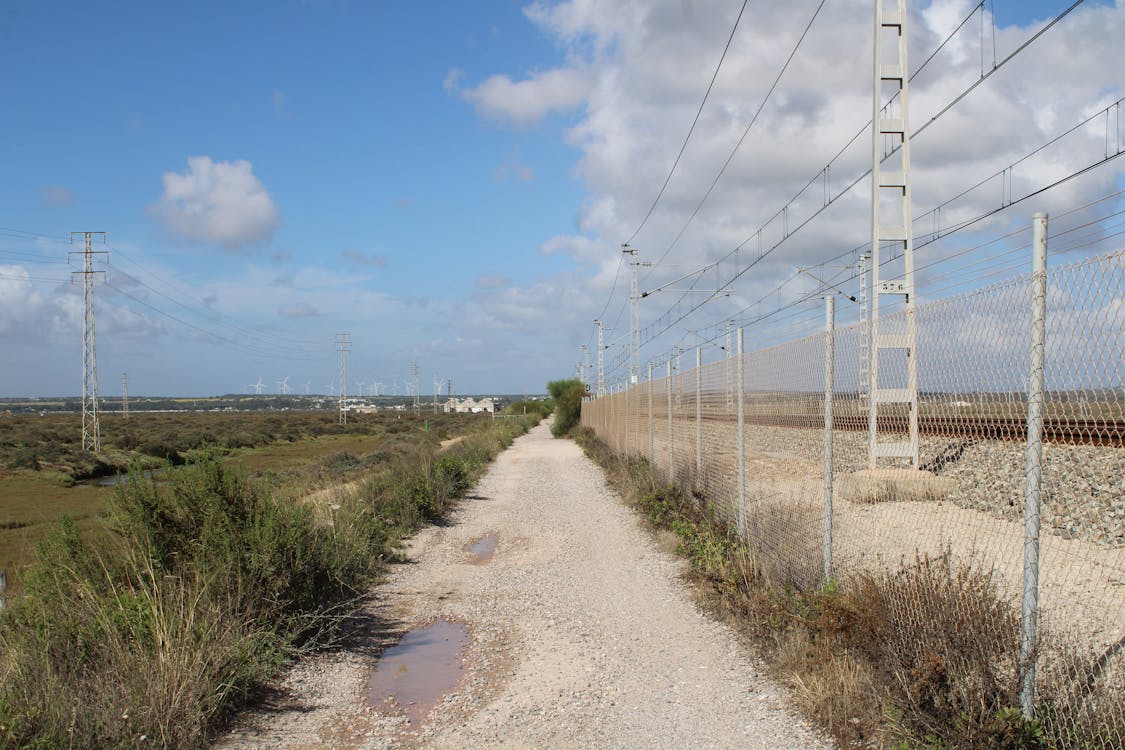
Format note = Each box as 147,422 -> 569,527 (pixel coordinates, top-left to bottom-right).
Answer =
582,247 -> 1124,742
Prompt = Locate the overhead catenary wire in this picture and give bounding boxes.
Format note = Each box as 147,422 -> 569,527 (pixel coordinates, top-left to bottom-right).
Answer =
625,85 -> 1120,364
624,0 -> 751,247
621,0 -> 1089,353
643,0 -> 829,277
593,0 -> 993,351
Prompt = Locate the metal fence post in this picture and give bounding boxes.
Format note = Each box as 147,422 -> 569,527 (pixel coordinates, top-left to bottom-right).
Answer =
1021,212 -> 1048,719
0,569 -> 6,614
737,328 -> 747,539
823,296 -> 835,584
667,360 -> 674,482
648,363 -> 654,465
696,346 -> 703,488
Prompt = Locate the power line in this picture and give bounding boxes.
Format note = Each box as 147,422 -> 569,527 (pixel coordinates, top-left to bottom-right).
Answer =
631,0 -> 1081,340
644,0 -> 829,276
624,0 -> 750,247
624,12 -> 1108,360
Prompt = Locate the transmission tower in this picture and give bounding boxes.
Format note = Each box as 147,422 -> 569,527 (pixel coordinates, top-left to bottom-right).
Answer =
69,232 -> 108,451
122,372 -> 129,419
411,361 -> 420,410
868,0 -> 919,469
336,333 -> 351,424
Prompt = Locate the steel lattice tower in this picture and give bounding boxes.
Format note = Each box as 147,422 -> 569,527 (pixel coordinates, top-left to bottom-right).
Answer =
70,232 -> 107,451
868,0 -> 920,469
594,319 -> 606,397
336,333 -> 351,424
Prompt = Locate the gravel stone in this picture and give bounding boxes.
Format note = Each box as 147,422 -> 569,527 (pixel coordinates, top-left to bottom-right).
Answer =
215,420 -> 831,749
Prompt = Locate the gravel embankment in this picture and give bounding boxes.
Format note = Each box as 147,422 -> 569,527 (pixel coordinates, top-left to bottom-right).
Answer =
216,420 -> 831,749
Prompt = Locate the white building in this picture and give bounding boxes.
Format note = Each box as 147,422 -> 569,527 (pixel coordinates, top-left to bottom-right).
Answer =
442,397 -> 496,414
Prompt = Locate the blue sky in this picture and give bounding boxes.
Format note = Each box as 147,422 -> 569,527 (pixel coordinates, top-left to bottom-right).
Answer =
1,0 -> 1122,397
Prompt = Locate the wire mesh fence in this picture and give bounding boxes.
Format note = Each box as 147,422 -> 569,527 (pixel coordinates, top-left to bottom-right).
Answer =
581,246 -> 1124,742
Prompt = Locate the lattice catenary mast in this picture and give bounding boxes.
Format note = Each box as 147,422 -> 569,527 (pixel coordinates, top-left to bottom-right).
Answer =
868,0 -> 919,469
594,319 -> 606,397
69,232 -> 108,451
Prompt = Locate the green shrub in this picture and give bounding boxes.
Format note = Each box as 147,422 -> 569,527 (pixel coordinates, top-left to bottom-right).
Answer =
0,413 -> 535,749
546,378 -> 586,437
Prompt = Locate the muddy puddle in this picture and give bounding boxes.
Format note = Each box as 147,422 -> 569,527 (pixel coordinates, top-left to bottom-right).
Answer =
78,469 -> 163,487
466,532 -> 498,563
366,620 -> 470,725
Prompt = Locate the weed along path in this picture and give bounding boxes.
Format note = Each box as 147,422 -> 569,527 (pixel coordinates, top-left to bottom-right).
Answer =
217,420 -> 830,749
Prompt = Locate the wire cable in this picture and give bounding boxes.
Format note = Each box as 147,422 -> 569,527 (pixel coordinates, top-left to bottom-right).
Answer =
624,0 -> 751,247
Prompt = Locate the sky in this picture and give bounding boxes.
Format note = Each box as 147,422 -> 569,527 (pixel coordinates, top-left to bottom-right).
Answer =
0,0 -> 1122,398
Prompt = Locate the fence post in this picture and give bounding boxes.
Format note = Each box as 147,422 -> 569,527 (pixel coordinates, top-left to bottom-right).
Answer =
823,296 -> 835,584
648,363 -> 654,465
1020,211 -> 1048,719
0,569 -> 6,614
696,346 -> 703,489
737,328 -> 747,539
667,360 -> 674,482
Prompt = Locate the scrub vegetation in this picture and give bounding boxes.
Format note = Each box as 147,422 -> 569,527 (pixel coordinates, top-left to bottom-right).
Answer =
574,426 -> 1118,750
545,378 -> 585,437
0,411 -> 541,748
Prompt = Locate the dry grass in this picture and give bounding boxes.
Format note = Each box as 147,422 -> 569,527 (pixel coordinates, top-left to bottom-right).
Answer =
573,427 -> 1124,750
836,468 -> 956,505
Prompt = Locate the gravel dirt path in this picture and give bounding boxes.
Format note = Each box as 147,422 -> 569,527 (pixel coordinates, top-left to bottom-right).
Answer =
217,420 -> 831,749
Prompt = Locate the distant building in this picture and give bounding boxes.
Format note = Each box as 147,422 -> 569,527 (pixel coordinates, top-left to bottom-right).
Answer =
443,397 -> 496,414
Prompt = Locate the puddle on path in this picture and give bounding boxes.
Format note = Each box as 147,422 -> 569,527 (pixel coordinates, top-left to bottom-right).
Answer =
366,620 -> 470,725
466,532 -> 498,564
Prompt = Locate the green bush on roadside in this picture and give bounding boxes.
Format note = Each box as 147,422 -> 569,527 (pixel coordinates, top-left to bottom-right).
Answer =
546,378 -> 586,437
0,414 -> 537,749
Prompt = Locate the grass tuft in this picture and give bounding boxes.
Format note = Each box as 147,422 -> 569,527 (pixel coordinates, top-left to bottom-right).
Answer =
573,426 -> 1121,750
0,414 -> 537,748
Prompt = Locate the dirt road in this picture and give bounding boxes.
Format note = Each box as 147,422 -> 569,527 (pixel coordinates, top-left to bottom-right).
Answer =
218,420 -> 830,749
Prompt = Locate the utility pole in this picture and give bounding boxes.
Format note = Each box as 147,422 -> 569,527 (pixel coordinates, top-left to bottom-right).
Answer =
122,372 -> 129,419
336,333 -> 351,424
622,244 -> 652,387
594,319 -> 606,397
69,232 -> 108,451
580,345 -> 589,388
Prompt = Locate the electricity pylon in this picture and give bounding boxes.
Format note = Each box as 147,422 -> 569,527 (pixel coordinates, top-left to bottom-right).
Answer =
69,231 -> 108,451
412,361 -> 420,410
336,333 -> 351,424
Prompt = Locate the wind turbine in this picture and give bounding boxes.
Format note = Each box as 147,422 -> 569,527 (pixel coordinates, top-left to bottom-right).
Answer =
324,381 -> 336,396
248,376 -> 265,395
356,380 -> 365,398
277,376 -> 291,395
304,381 -> 311,395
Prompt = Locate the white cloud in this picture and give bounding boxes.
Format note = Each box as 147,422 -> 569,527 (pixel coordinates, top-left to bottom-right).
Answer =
442,67 -> 464,93
41,184 -> 74,207
150,156 -> 281,249
341,249 -> 389,267
451,67 -> 592,127
493,158 -> 535,182
474,275 -> 511,289
278,301 -> 321,318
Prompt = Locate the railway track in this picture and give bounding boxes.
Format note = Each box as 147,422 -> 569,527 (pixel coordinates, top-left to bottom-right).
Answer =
693,413 -> 1125,447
